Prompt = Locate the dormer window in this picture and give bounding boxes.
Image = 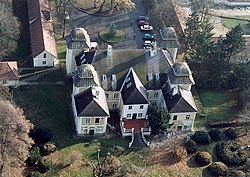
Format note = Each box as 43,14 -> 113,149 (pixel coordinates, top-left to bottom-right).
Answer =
43,53 -> 46,58
147,73 -> 153,81
155,73 -> 160,80
101,75 -> 107,81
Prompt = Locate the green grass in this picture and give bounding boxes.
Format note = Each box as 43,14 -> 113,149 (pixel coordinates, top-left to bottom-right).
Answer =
222,17 -> 250,34
57,42 -> 66,63
198,89 -> 241,122
99,29 -> 124,43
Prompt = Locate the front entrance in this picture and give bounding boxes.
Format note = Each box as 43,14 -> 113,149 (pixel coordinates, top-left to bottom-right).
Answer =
177,126 -> 182,131
89,129 -> 95,135
132,113 -> 137,119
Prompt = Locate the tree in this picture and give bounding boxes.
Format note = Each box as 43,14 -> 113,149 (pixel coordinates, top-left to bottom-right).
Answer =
0,1 -> 20,59
0,100 -> 34,176
185,4 -> 246,89
108,21 -> 117,37
148,107 -> 170,134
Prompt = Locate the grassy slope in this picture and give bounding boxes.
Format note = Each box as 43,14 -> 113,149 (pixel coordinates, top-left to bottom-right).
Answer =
197,89 -> 241,122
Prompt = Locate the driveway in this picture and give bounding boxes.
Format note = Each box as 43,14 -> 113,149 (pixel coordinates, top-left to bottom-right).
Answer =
66,0 -> 148,49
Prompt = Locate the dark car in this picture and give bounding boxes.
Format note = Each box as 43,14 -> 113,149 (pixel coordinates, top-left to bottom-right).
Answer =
137,20 -> 149,26
143,33 -> 154,41
137,16 -> 149,22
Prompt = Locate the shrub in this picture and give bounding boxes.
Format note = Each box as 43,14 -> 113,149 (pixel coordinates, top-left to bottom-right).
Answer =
31,127 -> 52,144
171,146 -> 187,163
185,140 -> 197,154
208,129 -> 222,141
195,152 -> 212,166
102,155 -> 121,175
27,171 -> 42,177
228,170 -> 246,177
41,142 -> 57,156
192,131 -> 211,144
28,146 -> 41,165
208,162 -> 228,177
225,127 -> 246,139
215,141 -> 247,165
38,157 -> 53,173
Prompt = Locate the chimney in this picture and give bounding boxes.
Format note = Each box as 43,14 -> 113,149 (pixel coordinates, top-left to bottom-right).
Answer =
150,42 -> 157,56
107,45 -> 112,56
101,75 -> 108,90
111,74 -> 117,91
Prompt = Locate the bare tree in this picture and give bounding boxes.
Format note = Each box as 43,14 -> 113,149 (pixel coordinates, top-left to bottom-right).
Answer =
0,100 -> 34,177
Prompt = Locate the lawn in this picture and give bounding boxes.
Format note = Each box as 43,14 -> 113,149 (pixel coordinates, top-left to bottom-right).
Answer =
222,16 -> 250,34
57,42 -> 66,63
197,89 -> 242,122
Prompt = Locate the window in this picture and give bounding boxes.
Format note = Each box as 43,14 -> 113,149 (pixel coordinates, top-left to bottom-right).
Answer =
42,61 -> 46,65
173,115 -> 178,120
43,53 -> 46,58
2,80 -> 6,84
95,118 -> 100,124
114,93 -> 119,99
128,106 -> 132,110
127,114 -> 131,117
186,115 -> 190,119
138,113 -> 143,117
112,103 -> 117,109
184,125 -> 188,130
139,105 -> 144,109
152,102 -> 157,106
154,91 -> 159,98
106,93 -> 109,99
101,75 -> 107,81
86,118 -> 90,124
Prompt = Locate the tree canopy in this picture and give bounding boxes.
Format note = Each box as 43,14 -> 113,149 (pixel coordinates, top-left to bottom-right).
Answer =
185,6 -> 246,89
0,1 -> 20,59
148,107 -> 171,135
0,100 -> 34,176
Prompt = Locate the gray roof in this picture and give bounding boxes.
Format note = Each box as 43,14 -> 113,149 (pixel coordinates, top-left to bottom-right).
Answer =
121,68 -> 149,105
73,64 -> 100,87
159,27 -> 180,48
74,87 -> 109,117
80,49 -> 173,91
163,87 -> 197,113
168,62 -> 194,85
65,28 -> 91,49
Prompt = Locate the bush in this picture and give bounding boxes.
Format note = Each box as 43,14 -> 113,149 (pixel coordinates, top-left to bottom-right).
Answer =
41,142 -> 57,156
27,171 -> 42,177
171,146 -> 187,163
38,157 -> 53,173
216,141 -> 247,165
195,152 -> 212,166
228,170 -> 246,177
28,146 -> 41,165
31,128 -> 52,144
208,129 -> 222,141
102,155 -> 121,175
225,127 -> 246,139
192,131 -> 211,144
208,162 -> 228,177
185,140 -> 197,154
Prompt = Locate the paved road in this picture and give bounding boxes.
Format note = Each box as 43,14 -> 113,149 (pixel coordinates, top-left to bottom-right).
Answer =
67,0 -> 148,49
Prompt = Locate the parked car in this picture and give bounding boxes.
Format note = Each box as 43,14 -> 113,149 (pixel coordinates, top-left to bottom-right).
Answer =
140,25 -> 153,31
143,40 -> 152,49
137,16 -> 149,22
143,33 -> 154,41
137,20 -> 149,26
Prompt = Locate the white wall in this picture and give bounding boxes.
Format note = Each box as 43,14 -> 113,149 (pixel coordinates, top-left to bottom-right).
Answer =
1,80 -> 18,87
66,49 -> 73,76
169,112 -> 197,131
33,51 -> 56,67
121,104 -> 148,119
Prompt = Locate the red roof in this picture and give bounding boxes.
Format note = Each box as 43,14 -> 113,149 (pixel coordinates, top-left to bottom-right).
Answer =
27,0 -> 57,58
0,62 -> 19,81
123,119 -> 148,133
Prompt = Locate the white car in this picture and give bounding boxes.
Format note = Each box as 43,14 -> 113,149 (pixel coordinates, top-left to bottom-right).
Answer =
140,25 -> 153,31
143,40 -> 152,49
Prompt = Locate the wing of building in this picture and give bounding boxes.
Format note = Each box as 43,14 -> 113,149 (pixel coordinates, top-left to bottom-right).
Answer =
66,28 -> 198,145
27,0 -> 58,67
0,61 -> 19,87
